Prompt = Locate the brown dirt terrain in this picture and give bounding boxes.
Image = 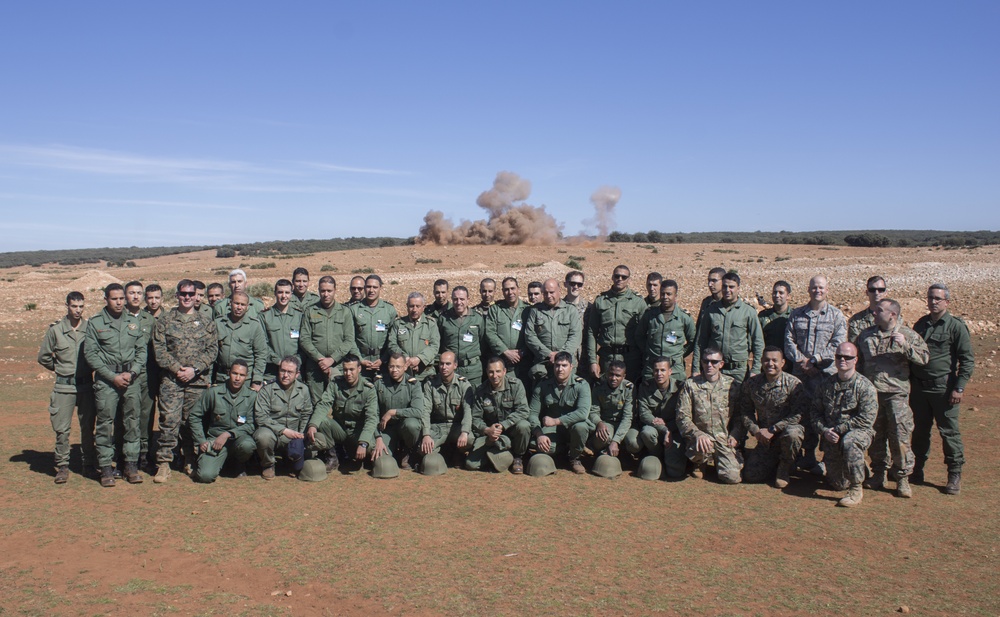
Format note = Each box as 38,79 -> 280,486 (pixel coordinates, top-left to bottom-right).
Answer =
1,242 -> 998,616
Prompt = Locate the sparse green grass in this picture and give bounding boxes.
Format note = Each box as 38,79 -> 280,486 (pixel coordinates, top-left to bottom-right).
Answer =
713,248 -> 739,254
351,267 -> 375,274
525,262 -> 544,268
415,258 -> 442,264
24,302 -> 37,311
565,259 -> 583,269
319,264 -> 336,272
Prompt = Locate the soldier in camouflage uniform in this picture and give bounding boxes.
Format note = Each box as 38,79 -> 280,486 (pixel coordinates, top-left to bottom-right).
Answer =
259,279 -> 303,383
213,269 -> 265,320
735,347 -> 807,487
693,272 -> 764,386
253,356 -> 312,479
636,279 -> 696,385
473,278 -> 496,317
375,353 -> 425,470
910,283 -> 975,494
214,291 -> 268,388
419,351 -> 474,463
351,274 -> 398,380
290,267 -> 320,313
152,279 -> 219,483
848,275 -> 887,344
529,351 -> 592,474
189,361 -> 257,483
627,357 -> 687,478
387,292 -> 440,381
857,298 -> 929,498
306,354 -> 383,471
37,291 -> 96,483
676,347 -> 742,483
812,342 -> 879,507
586,265 -> 648,383
485,277 -> 533,389
298,276 -> 359,405
468,357 -> 531,473
587,360 -> 633,458
84,283 -> 147,486
437,286 -> 485,387
525,279 -> 582,382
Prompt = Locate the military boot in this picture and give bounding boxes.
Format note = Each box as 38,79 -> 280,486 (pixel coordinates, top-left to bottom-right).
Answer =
261,465 -> 276,480
864,469 -> 885,490
774,462 -> 792,489
324,448 -> 339,473
837,484 -> 864,507
691,463 -> 707,480
945,472 -> 961,495
399,450 -> 412,471
511,457 -> 524,475
153,464 -> 171,484
124,462 -> 143,484
910,464 -> 925,485
54,465 -> 69,484
569,458 -> 586,474
100,466 -> 116,488
896,476 -> 912,498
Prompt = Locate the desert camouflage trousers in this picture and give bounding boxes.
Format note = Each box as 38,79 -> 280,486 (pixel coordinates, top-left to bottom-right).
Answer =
821,429 -> 873,490
685,435 -> 743,483
156,379 -> 205,465
743,424 -> 804,483
869,393 -> 915,479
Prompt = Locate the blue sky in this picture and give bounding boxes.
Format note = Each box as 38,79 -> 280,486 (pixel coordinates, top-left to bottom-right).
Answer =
1,2 -> 997,251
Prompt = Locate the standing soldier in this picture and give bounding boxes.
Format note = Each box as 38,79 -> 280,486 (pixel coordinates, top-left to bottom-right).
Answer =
140,283 -> 165,470
437,286 -> 485,387
119,280 -> 156,475
152,279 -> 219,483
213,269 -> 264,320
857,298 -> 929,498
485,277 -> 532,388
306,354 -> 383,471
375,353 -> 425,470
695,267 -> 726,334
562,271 -> 589,377
526,281 -> 544,306
425,278 -> 452,319
848,276 -> 887,343
586,265 -> 647,383
84,283 -> 146,487
627,357 -> 686,478
529,351 -> 592,474
525,278 -> 582,383
812,342 -> 879,507
676,347 -> 741,483
298,276 -> 358,405
290,267 -> 319,313
350,274 -> 397,380
588,360 -> 633,460
259,279 -> 303,383
910,283 -> 974,494
693,272 -> 764,386
253,356 -> 312,479
347,276 -> 366,306
206,283 -> 225,311
193,281 -> 212,320
473,278 -> 497,317
468,357 -> 531,474
189,360 -> 257,483
759,280 -> 792,351
214,291 -> 268,389
636,279 -> 696,385
387,292 -> 440,381
644,272 -> 662,308
38,291 -> 96,483
419,351 -> 474,466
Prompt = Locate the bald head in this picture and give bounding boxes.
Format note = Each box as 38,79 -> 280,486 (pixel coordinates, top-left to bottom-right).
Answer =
834,342 -> 858,379
543,278 -> 560,307
808,275 -> 828,306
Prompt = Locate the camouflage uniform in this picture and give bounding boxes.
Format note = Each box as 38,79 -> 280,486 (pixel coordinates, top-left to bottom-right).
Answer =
153,309 -> 218,465
214,313 -> 268,385
693,299 -> 765,385
524,301 -> 582,381
676,375 -> 742,482
212,295 -> 264,321
298,302 -> 358,404
351,299 -> 398,379
437,309 -> 485,387
253,379 -> 312,469
528,376 -> 592,459
375,375 -> 425,455
626,380 -> 686,477
636,306 -> 696,385
420,375 -> 474,452
307,376 -> 379,452
585,288 -> 647,383
485,299 -> 533,388
811,372 -> 878,490
37,315 -> 96,470
587,377 -> 633,452
735,372 -> 807,483
857,325 -> 929,481
387,314 -> 440,381
188,383 -> 256,482
467,374 -> 531,469
848,307 -> 876,344
258,305 -> 303,382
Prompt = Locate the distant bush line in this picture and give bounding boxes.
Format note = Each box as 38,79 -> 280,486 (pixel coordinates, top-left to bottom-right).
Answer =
607,229 -> 1000,248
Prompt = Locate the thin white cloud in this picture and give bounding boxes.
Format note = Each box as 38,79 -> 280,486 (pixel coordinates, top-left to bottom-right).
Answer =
0,192 -> 257,211
303,162 -> 413,176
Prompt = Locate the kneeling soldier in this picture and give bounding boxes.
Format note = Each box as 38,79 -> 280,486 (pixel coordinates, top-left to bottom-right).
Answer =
376,353 -> 425,470
588,360 -> 633,459
627,357 -> 687,478
189,361 -> 257,483
468,357 -> 531,473
253,356 -> 312,479
419,351 -> 473,465
307,354 -> 383,471
529,351 -> 592,474
677,347 -> 742,483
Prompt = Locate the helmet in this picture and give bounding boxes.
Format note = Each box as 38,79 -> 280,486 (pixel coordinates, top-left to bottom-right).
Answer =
371,455 -> 399,479
636,455 -> 663,481
592,454 -> 623,479
527,453 -> 556,477
486,449 -> 514,473
421,452 -> 447,476
298,459 -> 328,482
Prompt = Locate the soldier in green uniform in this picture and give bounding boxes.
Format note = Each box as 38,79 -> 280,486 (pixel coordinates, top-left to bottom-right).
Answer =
473,278 -> 497,317
298,276 -> 359,405
644,272 -> 662,308
212,269 -> 265,320
529,351 -> 592,474
695,267 -> 726,334
485,277 -> 532,389
525,279 -> 582,382
588,360 -> 633,459
693,272 -> 765,386
253,356 -> 312,479
116,280 -> 156,475
857,298 -> 929,498
627,357 -> 686,478
636,279 -> 696,385
193,281 -> 213,321
189,361 -> 257,483
437,286 -> 485,387
848,276 -> 887,343
425,279 -> 452,320
375,353 -> 425,470
812,342 -> 879,507
84,283 -> 147,487
306,354 -> 383,472
214,291 -> 268,389
526,281 -> 543,306
290,267 -> 320,313
586,265 -> 648,383
758,280 -> 792,352
468,357 -> 531,473
259,279 -> 303,383
676,347 -> 742,483
140,284 -> 166,469
910,283 -> 975,494
735,347 -> 807,488
347,276 -> 366,306
206,283 -> 225,311
351,274 -> 398,380
38,291 -> 96,483
152,279 -> 219,484
419,351 -> 473,464
387,292 -> 440,381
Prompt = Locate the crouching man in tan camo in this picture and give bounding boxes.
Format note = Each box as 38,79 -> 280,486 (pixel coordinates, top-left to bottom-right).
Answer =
676,347 -> 742,483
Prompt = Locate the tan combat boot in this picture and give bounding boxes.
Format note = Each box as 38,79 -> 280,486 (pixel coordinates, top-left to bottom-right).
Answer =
896,476 -> 912,498
774,462 -> 791,489
863,470 -> 885,490
153,464 -> 171,484
837,484 -> 864,507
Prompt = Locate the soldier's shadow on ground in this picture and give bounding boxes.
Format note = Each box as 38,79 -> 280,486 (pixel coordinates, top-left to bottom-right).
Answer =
780,472 -> 840,502
10,449 -> 56,478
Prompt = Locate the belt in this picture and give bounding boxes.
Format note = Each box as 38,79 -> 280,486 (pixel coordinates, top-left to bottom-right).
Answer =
459,357 -> 481,367
112,362 -> 133,373
55,375 -> 76,386
913,376 -> 949,389
599,344 -> 630,355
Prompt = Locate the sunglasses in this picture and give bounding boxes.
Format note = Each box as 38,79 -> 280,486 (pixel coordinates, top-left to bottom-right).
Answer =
568,281 -> 584,288
350,287 -> 364,291
177,291 -> 195,298
867,287 -> 886,293
703,359 -> 723,365
612,275 -> 629,281
835,354 -> 856,361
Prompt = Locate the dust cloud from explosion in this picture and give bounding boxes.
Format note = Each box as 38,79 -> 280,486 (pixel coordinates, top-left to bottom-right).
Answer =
417,171 -> 621,245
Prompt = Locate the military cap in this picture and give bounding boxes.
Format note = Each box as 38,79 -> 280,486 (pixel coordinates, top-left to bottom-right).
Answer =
487,449 -> 514,473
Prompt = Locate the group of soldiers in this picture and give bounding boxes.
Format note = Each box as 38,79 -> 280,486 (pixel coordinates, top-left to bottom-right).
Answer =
39,264 -> 974,507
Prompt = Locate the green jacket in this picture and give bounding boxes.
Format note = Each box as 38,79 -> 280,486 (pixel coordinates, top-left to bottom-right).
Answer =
911,311 -> 975,393
351,299 -> 398,363
213,296 -> 265,321
376,376 -> 425,421
524,301 -> 582,373
585,288 -> 647,364
676,375 -> 739,442
258,305 -> 303,372
694,299 -> 765,375
857,325 -> 929,395
290,291 -> 320,314
214,314 -> 269,384
529,376 -> 592,432
636,306 -> 696,380
589,378 -> 634,443
84,308 -> 147,384
811,372 -> 878,438
471,374 -> 530,434
425,301 -> 452,321
734,372 -> 806,440
189,383 -> 257,444
38,315 -> 92,393
153,309 -> 218,387
485,299 -> 531,358
437,309 -> 485,368
635,380 -> 680,432
758,306 -> 791,350
309,377 -> 378,445
298,302 -> 358,368
421,375 -> 473,436
387,314 -> 440,380
253,380 -> 313,435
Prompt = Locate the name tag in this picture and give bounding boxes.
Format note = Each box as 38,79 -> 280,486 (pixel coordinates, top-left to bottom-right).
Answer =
375,321 -> 387,332
665,332 -> 678,344
237,415 -> 246,424
463,332 -> 474,343
290,329 -> 300,339
512,320 -> 522,331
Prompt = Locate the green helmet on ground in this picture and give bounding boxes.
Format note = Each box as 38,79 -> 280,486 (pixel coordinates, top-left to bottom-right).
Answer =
421,452 -> 447,476
592,454 -> 623,479
487,449 -> 514,473
299,459 -> 328,482
637,455 -> 663,481
372,455 -> 399,479
527,453 -> 556,477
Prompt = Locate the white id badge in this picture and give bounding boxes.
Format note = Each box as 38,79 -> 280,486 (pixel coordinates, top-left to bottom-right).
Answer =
512,320 -> 522,331
237,415 -> 246,424
290,329 -> 300,339
665,333 -> 678,344
463,332 -> 474,343
375,321 -> 387,332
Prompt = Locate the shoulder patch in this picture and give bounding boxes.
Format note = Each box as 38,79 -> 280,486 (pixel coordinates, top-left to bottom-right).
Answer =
682,308 -> 692,315
624,381 -> 633,389
407,377 -> 418,383
456,375 -> 467,381
574,377 -> 585,383
364,381 -> 375,388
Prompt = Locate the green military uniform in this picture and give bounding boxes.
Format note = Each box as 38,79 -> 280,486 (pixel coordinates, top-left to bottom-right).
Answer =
676,374 -> 742,483
735,372 -> 807,483
290,291 -> 320,314
467,374 -> 531,470
588,378 -> 633,452
298,302 -> 358,404
84,307 -> 147,469
857,324 -> 929,481
253,379 -> 312,469
258,305 -> 303,382
38,315 -> 96,470
695,294 -> 717,335
137,307 -> 164,465
115,309 -> 157,467
693,299 -> 765,385
375,375 -> 425,455
351,299 -> 398,378
911,311 -> 974,474
212,296 -> 265,321
437,309 -> 485,387
636,306 -> 696,384
308,376 -> 379,453
811,372 -> 879,490
425,300 -> 452,321
627,380 -> 686,477
758,306 -> 792,351
848,307 -> 876,344
528,376 -> 592,460
189,383 -> 257,482
387,314 -> 440,381
585,288 -> 648,382
473,301 -> 493,318
153,308 -> 218,466
524,301 -> 582,381
214,313 -> 268,385
420,375 -> 473,452
485,299 -> 532,387
198,303 -> 214,321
